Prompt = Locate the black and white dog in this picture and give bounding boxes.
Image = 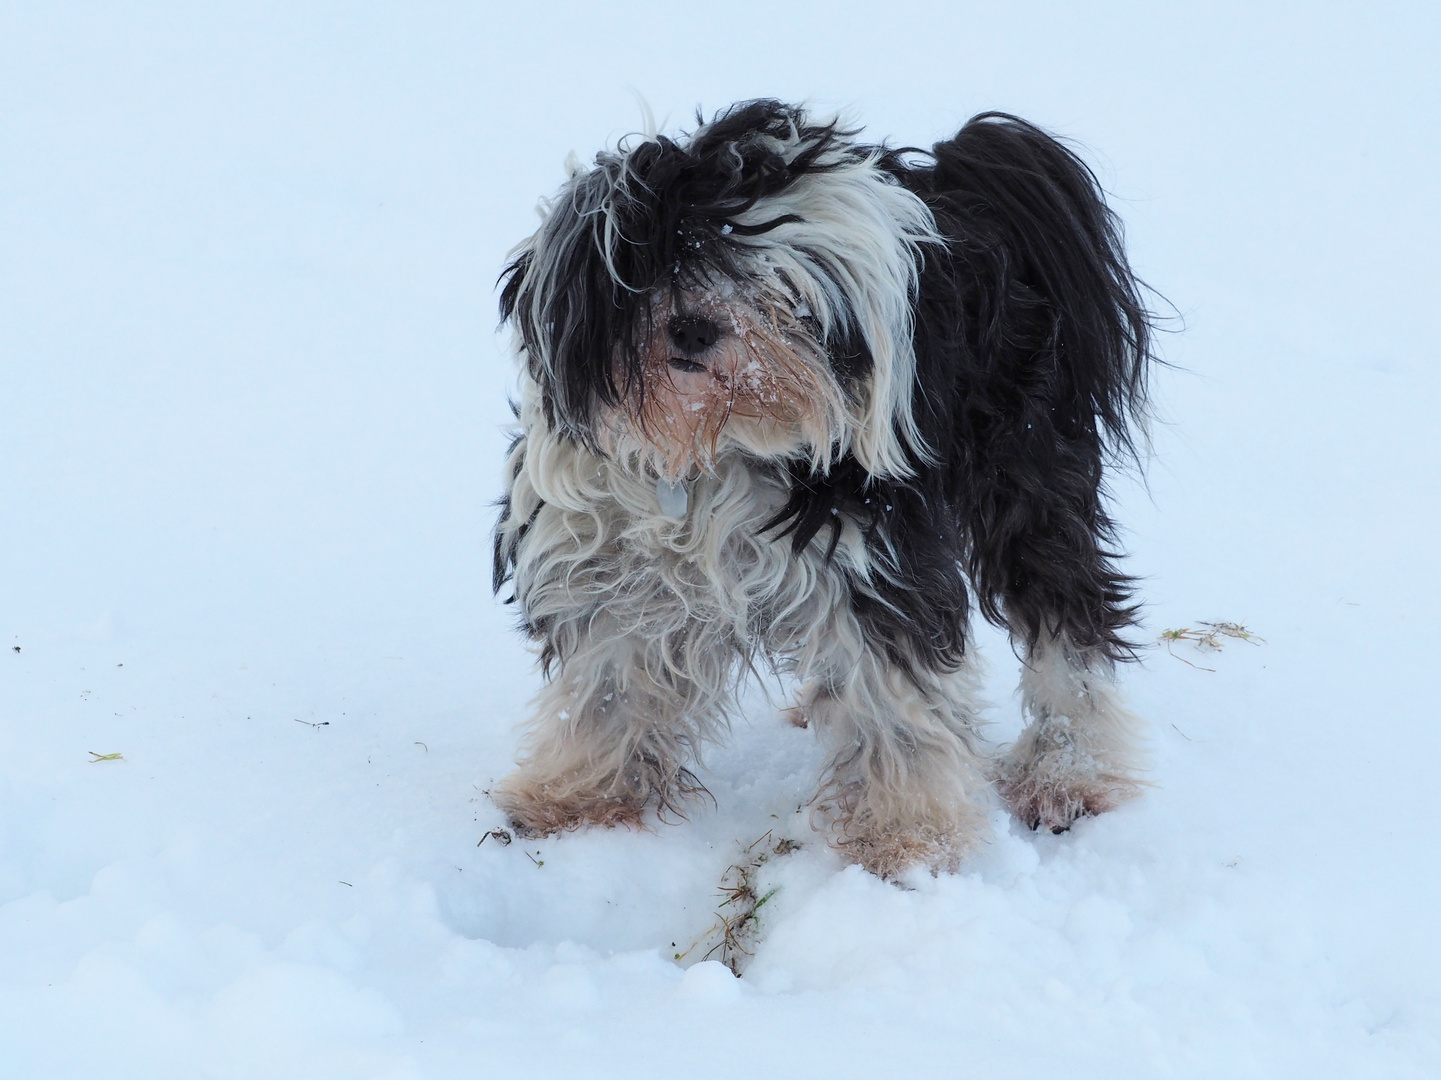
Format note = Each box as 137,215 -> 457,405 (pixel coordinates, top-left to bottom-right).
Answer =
492,100 -> 1155,877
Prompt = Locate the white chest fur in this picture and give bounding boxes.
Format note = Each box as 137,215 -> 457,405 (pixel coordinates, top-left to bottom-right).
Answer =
506,433 -> 868,667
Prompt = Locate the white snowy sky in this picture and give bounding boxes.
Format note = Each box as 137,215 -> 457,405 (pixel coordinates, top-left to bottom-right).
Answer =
2,2 -> 1439,1077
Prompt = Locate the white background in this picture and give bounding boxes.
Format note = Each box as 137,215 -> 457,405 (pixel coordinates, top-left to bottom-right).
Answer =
2,2 -> 1438,1076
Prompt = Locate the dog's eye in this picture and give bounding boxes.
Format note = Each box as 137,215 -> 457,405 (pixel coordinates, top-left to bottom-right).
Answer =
669,316 -> 721,356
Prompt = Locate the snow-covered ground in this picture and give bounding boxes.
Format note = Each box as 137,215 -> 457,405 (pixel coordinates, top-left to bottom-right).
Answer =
3,2 -> 1439,1076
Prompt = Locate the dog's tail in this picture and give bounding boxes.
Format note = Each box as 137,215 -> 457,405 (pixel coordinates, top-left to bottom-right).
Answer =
915,113 -> 1158,463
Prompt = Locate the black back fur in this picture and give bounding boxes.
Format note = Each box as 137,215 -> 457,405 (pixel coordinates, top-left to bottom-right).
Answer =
767,112 -> 1155,668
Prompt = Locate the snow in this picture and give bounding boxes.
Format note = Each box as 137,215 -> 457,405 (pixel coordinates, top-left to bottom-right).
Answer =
3,2 -> 1439,1077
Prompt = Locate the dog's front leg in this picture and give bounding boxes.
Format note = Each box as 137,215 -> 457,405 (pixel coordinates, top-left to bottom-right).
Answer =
493,607 -> 721,837
791,612 -> 992,879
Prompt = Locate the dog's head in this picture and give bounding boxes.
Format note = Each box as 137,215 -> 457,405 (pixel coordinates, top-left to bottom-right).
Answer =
499,100 -> 940,480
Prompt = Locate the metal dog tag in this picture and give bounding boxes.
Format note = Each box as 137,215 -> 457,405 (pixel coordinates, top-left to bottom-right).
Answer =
655,476 -> 689,519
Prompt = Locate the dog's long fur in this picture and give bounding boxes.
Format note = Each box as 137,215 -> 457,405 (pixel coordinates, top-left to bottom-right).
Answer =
492,101 -> 1155,877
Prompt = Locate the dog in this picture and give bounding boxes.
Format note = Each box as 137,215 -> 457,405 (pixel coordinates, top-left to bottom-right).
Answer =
491,100 -> 1155,878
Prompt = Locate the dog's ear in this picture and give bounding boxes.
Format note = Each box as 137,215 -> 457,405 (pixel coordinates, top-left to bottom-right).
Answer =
497,164 -> 665,445
924,114 -> 1155,460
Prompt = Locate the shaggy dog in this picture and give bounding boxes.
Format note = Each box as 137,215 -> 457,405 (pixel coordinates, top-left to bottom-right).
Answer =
491,100 -> 1155,878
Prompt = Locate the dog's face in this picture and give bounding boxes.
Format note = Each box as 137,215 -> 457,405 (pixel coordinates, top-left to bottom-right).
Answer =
623,280 -> 844,479
500,100 -> 941,481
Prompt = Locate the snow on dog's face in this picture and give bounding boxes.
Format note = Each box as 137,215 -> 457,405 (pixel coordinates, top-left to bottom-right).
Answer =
499,99 -> 944,480
624,281 -> 843,479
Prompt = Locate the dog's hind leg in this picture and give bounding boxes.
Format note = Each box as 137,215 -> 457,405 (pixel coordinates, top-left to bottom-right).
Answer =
965,434 -> 1148,832
998,633 -> 1146,832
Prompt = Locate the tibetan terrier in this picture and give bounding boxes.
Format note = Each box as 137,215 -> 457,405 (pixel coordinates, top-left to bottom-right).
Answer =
492,100 -> 1155,878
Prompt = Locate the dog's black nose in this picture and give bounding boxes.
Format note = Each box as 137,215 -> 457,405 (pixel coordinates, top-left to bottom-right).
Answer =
669,316 -> 721,356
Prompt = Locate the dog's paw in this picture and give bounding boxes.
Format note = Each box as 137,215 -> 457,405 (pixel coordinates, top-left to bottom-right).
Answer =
997,702 -> 1146,833
831,826 -> 971,880
998,773 -> 1129,833
492,774 -> 649,838
492,758 -> 714,837
817,777 -> 988,880
997,751 -> 1140,833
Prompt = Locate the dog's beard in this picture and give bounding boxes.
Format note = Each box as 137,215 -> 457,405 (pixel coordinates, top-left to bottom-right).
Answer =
599,288 -> 848,480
